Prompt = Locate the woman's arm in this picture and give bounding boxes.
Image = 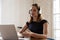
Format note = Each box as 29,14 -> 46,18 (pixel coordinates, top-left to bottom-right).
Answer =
31,33 -> 47,39
31,23 -> 48,39
20,24 -> 28,33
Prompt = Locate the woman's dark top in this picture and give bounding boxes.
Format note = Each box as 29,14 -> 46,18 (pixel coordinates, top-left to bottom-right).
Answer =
26,20 -> 48,34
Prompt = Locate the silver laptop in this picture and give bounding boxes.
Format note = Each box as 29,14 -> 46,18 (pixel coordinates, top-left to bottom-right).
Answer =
0,25 -> 18,40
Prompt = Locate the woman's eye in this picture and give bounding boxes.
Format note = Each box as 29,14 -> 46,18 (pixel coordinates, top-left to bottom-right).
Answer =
31,9 -> 36,12
32,9 -> 36,12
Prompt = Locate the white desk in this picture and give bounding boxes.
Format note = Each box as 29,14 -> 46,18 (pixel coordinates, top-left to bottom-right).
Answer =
0,32 -> 30,40
0,37 -> 30,40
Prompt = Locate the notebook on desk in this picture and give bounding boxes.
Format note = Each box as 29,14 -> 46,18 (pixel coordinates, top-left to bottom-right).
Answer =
0,25 -> 25,40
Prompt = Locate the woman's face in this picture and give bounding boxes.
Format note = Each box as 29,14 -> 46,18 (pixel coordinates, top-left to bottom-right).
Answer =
31,6 -> 38,17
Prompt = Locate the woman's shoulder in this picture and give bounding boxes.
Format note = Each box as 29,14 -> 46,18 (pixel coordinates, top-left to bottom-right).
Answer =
26,21 -> 30,24
40,19 -> 48,24
42,19 -> 47,22
26,21 -> 32,24
26,21 -> 30,26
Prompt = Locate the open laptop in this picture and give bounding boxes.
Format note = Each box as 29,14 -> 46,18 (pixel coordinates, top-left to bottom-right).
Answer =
0,25 -> 20,40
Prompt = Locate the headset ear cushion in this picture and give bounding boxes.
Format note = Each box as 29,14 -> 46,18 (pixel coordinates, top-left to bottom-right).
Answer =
29,9 -> 32,14
38,6 -> 40,11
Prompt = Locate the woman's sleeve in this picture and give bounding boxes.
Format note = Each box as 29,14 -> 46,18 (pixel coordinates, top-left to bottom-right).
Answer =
26,22 -> 29,27
42,20 -> 48,24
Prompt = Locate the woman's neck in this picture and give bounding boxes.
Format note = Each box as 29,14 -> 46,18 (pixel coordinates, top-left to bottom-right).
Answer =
33,16 -> 37,22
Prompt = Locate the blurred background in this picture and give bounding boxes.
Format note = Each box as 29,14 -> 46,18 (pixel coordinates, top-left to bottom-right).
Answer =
0,0 -> 60,40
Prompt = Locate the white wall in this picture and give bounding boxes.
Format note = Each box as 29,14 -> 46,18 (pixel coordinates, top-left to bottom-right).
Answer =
1,0 -> 33,30
33,0 -> 53,38
1,0 -> 53,38
0,0 -> 2,24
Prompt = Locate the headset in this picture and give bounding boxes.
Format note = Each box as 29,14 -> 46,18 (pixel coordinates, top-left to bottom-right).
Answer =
29,8 -> 40,17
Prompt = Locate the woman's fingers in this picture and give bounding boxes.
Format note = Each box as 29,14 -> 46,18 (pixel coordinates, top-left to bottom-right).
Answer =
22,31 -> 31,37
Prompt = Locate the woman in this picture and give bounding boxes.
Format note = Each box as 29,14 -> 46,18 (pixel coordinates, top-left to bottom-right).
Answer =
20,3 -> 48,40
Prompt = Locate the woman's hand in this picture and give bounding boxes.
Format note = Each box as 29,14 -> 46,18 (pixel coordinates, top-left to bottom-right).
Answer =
22,31 -> 33,38
19,24 -> 28,33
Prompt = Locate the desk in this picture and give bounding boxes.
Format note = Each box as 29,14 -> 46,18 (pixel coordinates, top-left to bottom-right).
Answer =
0,37 -> 30,40
0,32 -> 30,40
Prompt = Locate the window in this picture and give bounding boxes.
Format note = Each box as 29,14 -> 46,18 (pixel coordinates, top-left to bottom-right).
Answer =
53,0 -> 60,40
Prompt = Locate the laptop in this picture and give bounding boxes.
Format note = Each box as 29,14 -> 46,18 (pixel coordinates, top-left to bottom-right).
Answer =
0,25 -> 20,40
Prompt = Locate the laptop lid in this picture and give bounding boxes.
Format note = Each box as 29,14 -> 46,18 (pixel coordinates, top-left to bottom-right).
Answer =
0,25 -> 18,40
